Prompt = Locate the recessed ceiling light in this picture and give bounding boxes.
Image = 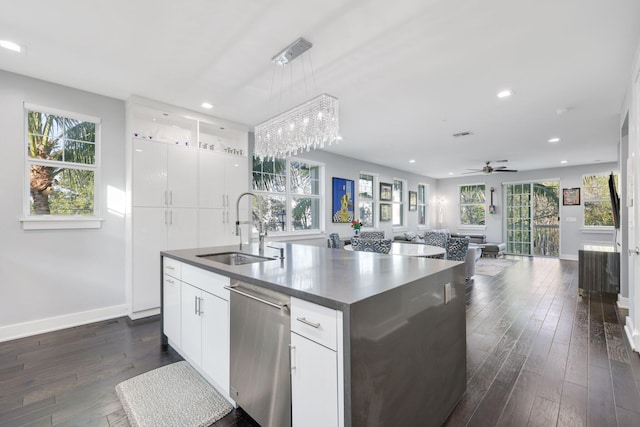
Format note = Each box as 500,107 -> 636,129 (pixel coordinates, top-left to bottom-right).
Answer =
409,159 -> 416,163
548,137 -> 560,143
0,40 -> 22,53
560,160 -> 568,164
448,172 -> 454,175
497,89 -> 513,99
201,102 -> 214,109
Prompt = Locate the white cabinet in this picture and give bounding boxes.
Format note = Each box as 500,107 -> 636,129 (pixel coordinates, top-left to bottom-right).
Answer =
162,257 -> 182,347
291,333 -> 339,427
201,291 -> 230,391
197,148 -> 249,247
178,263 -> 231,395
132,138 -> 198,208
290,297 -> 343,427
132,207 -> 197,312
128,101 -> 249,317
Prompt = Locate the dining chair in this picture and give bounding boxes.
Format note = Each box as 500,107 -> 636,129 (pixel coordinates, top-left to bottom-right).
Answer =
351,237 -> 392,254
446,236 -> 470,261
359,231 -> 385,239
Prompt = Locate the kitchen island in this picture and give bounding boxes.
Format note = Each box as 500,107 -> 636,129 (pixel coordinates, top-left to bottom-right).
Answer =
161,242 -> 466,427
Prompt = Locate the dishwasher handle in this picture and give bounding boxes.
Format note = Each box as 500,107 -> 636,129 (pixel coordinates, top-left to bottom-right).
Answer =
224,285 -> 288,311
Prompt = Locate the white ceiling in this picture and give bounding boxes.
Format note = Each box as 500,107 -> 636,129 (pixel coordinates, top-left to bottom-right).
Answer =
1,0 -> 639,178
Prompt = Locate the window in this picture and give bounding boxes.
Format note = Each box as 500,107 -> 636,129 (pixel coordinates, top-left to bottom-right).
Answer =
392,179 -> 405,227
418,183 -> 428,226
24,104 -> 100,227
583,173 -> 618,227
359,172 -> 377,227
459,184 -> 486,226
252,156 -> 323,233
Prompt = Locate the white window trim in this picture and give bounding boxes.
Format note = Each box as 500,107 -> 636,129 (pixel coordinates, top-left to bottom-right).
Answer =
392,177 -> 407,232
251,157 -> 325,236
458,182 -> 486,227
22,103 -> 102,230
358,171 -> 379,229
417,182 -> 429,229
582,171 -> 619,229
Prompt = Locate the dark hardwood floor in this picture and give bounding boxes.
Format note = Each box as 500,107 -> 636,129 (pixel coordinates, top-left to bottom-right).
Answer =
1,257 -> 639,426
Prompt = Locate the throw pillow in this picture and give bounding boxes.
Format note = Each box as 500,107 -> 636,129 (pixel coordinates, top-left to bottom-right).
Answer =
404,231 -> 417,241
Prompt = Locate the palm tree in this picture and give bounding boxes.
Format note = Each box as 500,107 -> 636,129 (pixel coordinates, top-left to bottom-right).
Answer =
28,110 -> 96,215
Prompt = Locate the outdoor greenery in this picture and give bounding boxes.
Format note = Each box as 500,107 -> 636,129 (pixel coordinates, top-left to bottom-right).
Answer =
459,184 -> 486,226
27,110 -> 96,215
583,174 -> 617,227
252,156 -> 320,232
506,182 -> 560,256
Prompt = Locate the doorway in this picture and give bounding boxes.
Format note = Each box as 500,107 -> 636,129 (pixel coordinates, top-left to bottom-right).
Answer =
505,181 -> 560,257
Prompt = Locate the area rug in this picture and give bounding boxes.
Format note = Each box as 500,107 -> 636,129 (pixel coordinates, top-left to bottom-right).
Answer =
116,361 -> 232,427
475,257 -> 519,277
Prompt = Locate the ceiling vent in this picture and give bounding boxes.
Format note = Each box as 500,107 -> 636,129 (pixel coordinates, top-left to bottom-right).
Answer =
452,131 -> 473,138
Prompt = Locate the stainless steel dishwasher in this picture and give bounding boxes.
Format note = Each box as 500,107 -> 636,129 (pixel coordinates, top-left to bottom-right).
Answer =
226,280 -> 291,427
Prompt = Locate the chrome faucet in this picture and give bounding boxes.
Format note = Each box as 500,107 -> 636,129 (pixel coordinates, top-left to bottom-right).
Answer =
235,192 -> 267,254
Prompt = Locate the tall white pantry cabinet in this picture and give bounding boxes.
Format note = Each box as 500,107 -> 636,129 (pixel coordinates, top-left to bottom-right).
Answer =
127,99 -> 249,318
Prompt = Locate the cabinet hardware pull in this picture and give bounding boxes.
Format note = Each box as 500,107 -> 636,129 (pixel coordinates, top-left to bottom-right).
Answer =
290,344 -> 296,371
194,295 -> 198,315
224,286 -> 287,310
166,265 -> 174,270
164,190 -> 168,206
197,297 -> 203,315
166,278 -> 174,284
170,210 -> 173,225
169,191 -> 173,206
296,317 -> 321,328
164,210 -> 168,225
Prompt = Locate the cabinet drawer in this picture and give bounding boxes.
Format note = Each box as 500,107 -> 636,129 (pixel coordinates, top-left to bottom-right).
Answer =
291,297 -> 338,351
181,263 -> 230,301
163,257 -> 182,279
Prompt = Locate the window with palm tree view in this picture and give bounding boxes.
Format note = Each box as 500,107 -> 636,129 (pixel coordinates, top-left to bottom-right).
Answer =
26,107 -> 99,216
252,156 -> 322,232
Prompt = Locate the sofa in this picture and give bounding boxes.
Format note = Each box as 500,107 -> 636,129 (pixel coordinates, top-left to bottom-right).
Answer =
394,230 -> 481,280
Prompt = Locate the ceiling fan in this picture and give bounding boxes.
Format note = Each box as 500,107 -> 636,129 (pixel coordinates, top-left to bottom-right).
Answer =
464,160 -> 518,174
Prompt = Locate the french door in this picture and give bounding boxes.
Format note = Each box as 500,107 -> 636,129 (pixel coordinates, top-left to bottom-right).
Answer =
505,181 -> 560,257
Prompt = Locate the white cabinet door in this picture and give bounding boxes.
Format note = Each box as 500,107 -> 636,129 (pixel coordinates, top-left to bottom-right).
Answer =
133,139 -> 168,207
198,150 -> 226,209
181,283 -> 202,366
291,332 -> 339,427
225,156 -> 249,204
167,144 -> 198,208
167,208 -> 198,250
163,273 -> 181,347
198,208 -> 228,247
132,207 -> 167,312
201,291 -> 230,394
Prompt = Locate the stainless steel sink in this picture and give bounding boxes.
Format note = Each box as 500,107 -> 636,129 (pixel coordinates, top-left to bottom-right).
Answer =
197,252 -> 275,266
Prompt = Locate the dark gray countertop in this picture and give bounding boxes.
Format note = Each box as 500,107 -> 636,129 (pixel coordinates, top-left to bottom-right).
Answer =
162,242 -> 462,310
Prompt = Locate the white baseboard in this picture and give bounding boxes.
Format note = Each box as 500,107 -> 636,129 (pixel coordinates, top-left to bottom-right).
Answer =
625,316 -> 639,353
0,304 -> 128,343
618,295 -> 630,309
128,307 -> 161,320
560,253 -> 579,261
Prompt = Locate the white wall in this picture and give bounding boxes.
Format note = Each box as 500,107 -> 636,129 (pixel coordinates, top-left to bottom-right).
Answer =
0,70 -> 127,341
434,162 -> 619,259
289,149 -> 438,240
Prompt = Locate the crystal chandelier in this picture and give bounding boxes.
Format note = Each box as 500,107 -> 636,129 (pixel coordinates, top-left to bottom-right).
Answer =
254,38 -> 340,159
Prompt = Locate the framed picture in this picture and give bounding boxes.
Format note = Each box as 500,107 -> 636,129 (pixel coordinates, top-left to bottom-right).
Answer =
380,203 -> 392,221
332,177 -> 355,223
380,182 -> 393,201
409,191 -> 417,211
563,188 -> 581,206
